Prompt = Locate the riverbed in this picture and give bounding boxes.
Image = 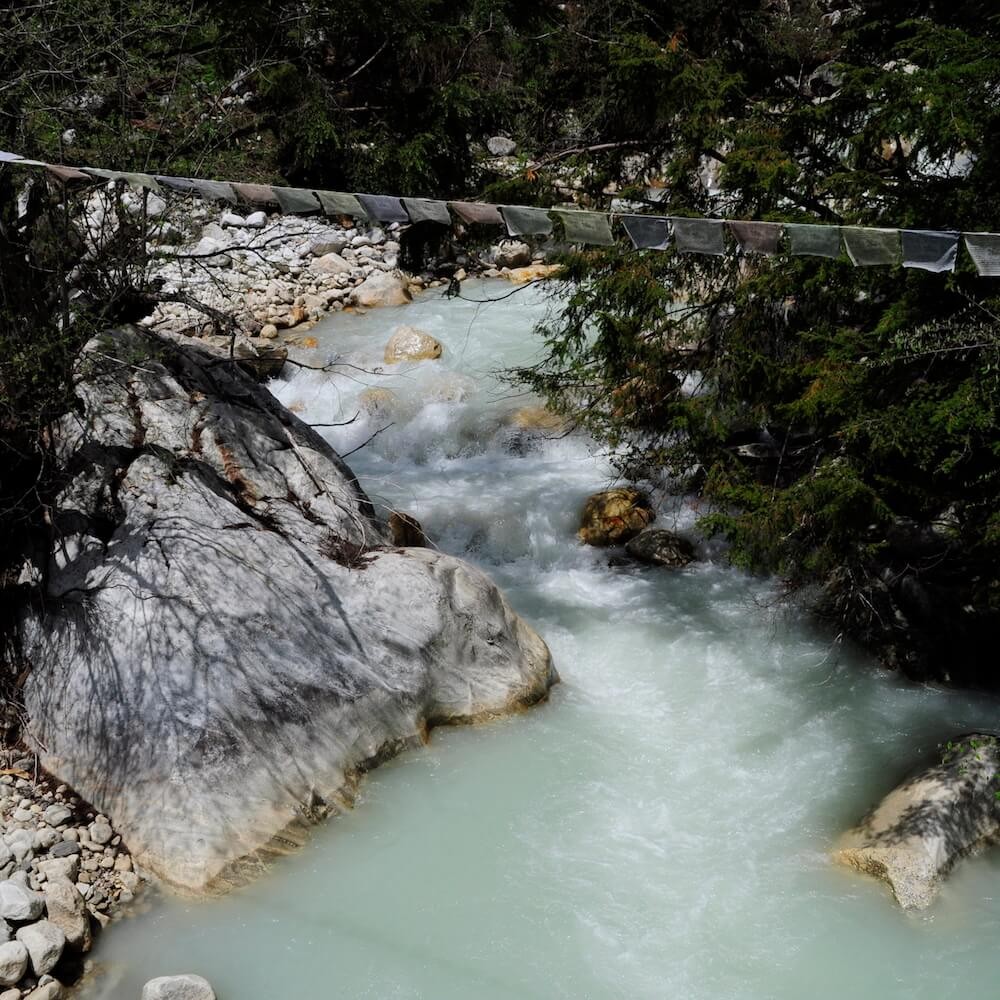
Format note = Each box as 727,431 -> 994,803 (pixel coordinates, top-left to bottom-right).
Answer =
85,280 -> 1000,999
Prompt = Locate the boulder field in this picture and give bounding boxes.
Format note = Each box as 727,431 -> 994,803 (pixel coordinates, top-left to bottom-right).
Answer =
18,327 -> 557,895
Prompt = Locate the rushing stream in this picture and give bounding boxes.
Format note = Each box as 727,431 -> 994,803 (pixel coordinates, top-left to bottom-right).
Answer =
87,281 -> 1000,999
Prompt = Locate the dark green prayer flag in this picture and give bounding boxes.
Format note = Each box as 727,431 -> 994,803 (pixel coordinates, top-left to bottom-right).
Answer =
273,187 -> 321,214
671,218 -> 726,255
402,198 -> 452,226
554,210 -> 615,246
786,224 -> 841,258
501,205 -> 554,237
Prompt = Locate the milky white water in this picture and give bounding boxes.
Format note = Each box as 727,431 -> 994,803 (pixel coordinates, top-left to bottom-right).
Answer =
87,281 -> 1000,999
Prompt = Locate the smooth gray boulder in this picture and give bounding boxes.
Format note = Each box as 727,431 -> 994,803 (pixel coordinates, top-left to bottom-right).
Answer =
142,975 -> 215,1000
21,328 -> 556,894
15,921 -> 64,976
834,734 -> 1000,908
624,528 -> 696,568
0,940 -> 27,986
0,882 -> 44,923
42,878 -> 90,952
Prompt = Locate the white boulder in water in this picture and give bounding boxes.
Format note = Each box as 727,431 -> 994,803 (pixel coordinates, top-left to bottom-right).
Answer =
142,975 -> 216,1000
384,325 -> 443,363
834,734 -> 1000,908
20,328 -> 556,894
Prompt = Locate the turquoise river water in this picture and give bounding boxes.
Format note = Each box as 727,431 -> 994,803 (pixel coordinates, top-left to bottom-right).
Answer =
84,281 -> 1000,999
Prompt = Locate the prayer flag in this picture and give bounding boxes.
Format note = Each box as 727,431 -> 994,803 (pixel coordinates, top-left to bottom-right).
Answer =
621,215 -> 671,251
355,194 -> 409,224
671,217 -> 726,255
501,205 -> 554,237
786,224 -> 841,258
727,221 -> 783,255
193,179 -> 237,203
554,210 -> 615,246
272,187 -> 320,214
315,191 -> 368,219
155,175 -> 198,194
46,164 -> 91,184
402,198 -> 452,226
963,233 -> 1000,277
900,230 -> 959,273
449,201 -> 504,226
232,183 -> 277,205
842,227 -> 900,266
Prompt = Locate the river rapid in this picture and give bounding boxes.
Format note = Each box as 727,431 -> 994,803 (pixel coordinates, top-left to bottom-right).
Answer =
86,281 -> 1000,999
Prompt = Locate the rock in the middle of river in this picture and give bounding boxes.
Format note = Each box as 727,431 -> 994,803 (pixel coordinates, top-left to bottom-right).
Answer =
19,327 -> 557,894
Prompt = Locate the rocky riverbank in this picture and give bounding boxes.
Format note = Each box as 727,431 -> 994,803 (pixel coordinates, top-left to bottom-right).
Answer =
0,749 -> 143,998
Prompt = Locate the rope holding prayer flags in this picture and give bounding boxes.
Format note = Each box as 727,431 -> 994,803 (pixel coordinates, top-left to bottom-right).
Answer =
842,227 -> 901,267
554,209 -> 615,246
6,148 -> 1000,277
727,221 -> 783,256
671,217 -> 726,256
785,224 -> 841,259
621,215 -> 671,251
501,205 -> 554,237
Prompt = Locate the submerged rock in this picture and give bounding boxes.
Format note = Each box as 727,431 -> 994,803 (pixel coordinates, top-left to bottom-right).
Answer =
21,328 -> 556,894
383,326 -> 443,363
142,975 -> 216,1000
625,529 -> 696,568
507,405 -> 566,433
833,734 -> 1000,908
577,489 -> 655,546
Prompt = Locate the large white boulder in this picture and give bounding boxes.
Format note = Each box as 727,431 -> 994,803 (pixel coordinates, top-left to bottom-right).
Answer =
351,270 -> 411,308
834,734 -> 1000,908
21,328 -> 555,894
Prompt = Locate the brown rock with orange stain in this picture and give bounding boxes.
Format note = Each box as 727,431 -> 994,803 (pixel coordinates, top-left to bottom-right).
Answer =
577,489 -> 655,546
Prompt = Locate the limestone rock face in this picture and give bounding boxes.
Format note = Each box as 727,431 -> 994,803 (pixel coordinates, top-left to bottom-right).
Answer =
833,735 -> 1000,908
383,326 -> 443,363
352,270 -> 412,308
625,529 -> 696,568
21,328 -> 555,894
577,489 -> 655,546
142,976 -> 216,1000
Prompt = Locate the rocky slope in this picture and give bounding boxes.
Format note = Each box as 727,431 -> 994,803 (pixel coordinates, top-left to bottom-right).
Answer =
17,327 -> 556,895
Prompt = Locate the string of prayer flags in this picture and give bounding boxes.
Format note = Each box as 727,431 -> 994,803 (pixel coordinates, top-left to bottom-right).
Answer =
621,215 -> 671,250
402,198 -> 452,226
0,151 -> 22,162
232,183 -> 277,206
273,187 -> 320,214
785,224 -> 841,258
728,221 -> 783,255
554,209 -> 615,246
842,227 -> 900,267
355,194 -> 409,224
501,205 -> 554,237
963,234 -> 1000,277
900,230 -> 960,273
672,217 -> 726,255
192,179 -> 237,204
315,191 -> 368,219
449,201 -> 504,226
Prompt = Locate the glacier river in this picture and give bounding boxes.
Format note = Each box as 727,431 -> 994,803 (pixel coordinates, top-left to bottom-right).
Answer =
85,280 -> 1000,999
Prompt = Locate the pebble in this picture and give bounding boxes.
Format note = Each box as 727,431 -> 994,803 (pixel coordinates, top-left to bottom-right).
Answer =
0,941 -> 27,987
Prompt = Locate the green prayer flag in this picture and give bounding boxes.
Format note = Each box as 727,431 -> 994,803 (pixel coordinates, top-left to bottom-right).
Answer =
842,227 -> 900,266
554,210 -> 615,246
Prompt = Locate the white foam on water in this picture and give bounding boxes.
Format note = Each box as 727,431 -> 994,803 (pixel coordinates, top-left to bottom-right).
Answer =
85,281 -> 1000,999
